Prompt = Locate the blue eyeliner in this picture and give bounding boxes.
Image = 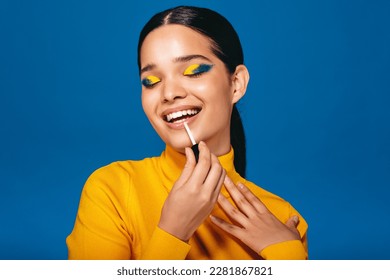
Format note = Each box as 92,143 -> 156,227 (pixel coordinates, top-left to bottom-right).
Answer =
193,64 -> 213,74
141,79 -> 152,87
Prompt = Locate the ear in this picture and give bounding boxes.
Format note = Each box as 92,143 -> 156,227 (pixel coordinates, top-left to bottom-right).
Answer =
231,64 -> 250,104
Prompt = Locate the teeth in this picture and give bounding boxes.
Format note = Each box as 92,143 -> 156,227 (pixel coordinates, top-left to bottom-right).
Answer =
166,109 -> 199,122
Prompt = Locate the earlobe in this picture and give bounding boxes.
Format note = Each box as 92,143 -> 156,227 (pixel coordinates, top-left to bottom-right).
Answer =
231,65 -> 250,104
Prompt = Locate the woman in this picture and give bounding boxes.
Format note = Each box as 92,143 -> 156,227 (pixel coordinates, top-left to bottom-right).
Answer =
67,6 -> 308,260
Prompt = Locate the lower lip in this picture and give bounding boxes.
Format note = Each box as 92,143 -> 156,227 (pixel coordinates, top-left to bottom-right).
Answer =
165,113 -> 199,129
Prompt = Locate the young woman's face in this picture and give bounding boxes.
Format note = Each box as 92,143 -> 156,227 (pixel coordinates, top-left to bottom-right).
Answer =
139,24 -> 239,155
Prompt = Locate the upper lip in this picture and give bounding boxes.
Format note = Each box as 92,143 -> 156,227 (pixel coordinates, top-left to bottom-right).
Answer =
161,105 -> 202,121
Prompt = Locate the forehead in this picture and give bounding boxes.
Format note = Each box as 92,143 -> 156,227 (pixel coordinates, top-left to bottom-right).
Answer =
140,24 -> 215,66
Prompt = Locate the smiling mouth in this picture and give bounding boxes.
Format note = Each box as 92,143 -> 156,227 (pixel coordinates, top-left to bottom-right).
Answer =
164,108 -> 201,123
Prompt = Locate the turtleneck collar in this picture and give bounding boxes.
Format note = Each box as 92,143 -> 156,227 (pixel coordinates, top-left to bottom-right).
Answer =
158,145 -> 246,196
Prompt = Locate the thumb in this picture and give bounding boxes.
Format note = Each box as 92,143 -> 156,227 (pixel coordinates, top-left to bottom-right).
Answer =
174,147 -> 196,188
285,215 -> 299,230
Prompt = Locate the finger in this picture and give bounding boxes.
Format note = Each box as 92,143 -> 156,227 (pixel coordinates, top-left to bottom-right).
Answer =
213,168 -> 226,197
217,193 -> 248,226
187,141 -> 212,186
202,154 -> 224,195
285,216 -> 300,235
285,216 -> 301,239
174,147 -> 196,188
236,182 -> 269,214
223,176 -> 255,216
210,215 -> 242,237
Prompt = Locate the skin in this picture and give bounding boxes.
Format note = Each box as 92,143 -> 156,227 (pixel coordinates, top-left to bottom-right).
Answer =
211,177 -> 300,253
140,24 -> 246,155
139,24 -> 300,251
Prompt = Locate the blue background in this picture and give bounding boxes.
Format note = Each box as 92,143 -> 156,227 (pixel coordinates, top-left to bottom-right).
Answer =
1,0 -> 389,259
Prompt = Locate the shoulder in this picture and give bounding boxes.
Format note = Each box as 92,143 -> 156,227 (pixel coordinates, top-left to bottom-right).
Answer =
244,180 -> 287,208
82,156 -> 160,200
87,156 -> 158,183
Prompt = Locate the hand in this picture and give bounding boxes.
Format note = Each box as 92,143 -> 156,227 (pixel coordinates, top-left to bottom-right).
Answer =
210,176 -> 301,253
158,141 -> 226,242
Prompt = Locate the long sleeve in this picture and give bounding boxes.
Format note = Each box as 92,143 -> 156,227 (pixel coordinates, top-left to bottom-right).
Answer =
67,147 -> 309,260
140,227 -> 191,260
259,203 -> 309,260
260,239 -> 307,260
66,168 -> 132,259
67,161 -> 191,260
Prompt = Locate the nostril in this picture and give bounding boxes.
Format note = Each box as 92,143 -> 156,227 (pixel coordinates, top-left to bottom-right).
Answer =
161,83 -> 188,102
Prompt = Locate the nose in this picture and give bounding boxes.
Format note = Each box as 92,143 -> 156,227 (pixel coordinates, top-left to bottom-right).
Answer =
161,79 -> 187,103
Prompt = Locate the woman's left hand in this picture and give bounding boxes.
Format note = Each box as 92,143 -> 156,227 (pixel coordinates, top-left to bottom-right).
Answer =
210,176 -> 301,254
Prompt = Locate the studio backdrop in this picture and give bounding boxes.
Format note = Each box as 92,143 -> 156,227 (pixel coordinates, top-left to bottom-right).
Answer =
1,0 -> 389,259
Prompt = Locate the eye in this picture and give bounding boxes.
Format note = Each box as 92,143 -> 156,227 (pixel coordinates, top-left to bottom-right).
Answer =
141,75 -> 161,88
183,64 -> 214,77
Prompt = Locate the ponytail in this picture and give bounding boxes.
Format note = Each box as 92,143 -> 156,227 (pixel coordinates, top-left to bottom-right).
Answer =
231,105 -> 246,177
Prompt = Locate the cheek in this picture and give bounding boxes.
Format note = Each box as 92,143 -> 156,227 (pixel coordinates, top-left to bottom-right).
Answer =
192,78 -> 230,99
203,80 -> 233,108
141,92 -> 155,120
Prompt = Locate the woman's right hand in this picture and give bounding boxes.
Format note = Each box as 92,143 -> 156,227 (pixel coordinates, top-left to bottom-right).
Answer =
158,141 -> 226,242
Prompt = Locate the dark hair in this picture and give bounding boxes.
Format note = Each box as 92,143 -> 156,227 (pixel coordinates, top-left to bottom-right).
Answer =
137,6 -> 246,177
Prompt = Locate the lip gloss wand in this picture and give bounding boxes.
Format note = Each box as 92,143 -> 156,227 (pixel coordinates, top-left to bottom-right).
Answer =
183,122 -> 199,162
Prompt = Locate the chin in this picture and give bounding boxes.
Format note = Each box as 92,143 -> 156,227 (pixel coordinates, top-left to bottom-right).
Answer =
162,136 -> 191,152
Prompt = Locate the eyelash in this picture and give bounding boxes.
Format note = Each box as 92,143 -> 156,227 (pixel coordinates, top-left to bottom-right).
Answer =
141,77 -> 160,88
187,72 -> 203,78
184,64 -> 214,77
142,81 -> 156,89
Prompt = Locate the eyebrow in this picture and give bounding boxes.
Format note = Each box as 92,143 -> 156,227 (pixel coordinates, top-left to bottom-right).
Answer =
173,54 -> 212,63
140,64 -> 156,75
140,54 -> 212,75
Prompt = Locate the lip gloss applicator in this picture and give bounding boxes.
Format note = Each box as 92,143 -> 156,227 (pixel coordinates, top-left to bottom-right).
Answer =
183,122 -> 199,162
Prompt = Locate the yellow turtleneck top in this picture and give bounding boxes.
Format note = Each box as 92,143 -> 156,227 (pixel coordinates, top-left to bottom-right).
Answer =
66,146 -> 308,260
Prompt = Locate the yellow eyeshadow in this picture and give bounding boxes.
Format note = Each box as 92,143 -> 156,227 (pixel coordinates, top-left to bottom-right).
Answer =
146,75 -> 160,83
183,64 -> 201,75
142,75 -> 161,87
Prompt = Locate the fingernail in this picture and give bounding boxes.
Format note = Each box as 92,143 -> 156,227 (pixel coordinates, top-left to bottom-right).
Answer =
293,216 -> 299,224
237,182 -> 244,189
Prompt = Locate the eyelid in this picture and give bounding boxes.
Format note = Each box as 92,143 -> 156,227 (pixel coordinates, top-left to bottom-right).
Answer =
141,75 -> 161,87
183,64 -> 213,76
